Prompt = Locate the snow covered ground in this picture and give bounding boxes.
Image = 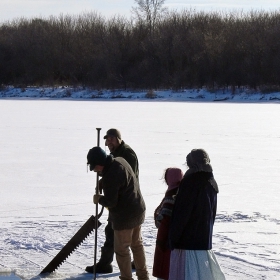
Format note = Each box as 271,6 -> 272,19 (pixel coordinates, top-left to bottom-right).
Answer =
1,85 -> 280,102
1,89 -> 280,279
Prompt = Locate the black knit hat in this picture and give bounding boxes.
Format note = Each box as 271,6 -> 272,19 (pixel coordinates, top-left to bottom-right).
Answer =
103,128 -> 121,140
87,147 -> 107,171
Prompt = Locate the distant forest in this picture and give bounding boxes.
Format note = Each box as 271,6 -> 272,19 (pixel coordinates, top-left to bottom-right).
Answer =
1,8 -> 280,91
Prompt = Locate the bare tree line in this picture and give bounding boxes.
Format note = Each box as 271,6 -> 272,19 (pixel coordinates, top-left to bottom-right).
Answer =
1,8 -> 280,91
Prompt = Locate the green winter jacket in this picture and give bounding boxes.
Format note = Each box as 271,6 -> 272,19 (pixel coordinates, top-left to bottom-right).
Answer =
99,155 -> 146,230
111,140 -> 139,179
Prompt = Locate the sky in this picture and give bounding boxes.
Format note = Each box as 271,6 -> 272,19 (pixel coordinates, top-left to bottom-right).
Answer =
0,0 -> 279,23
1,95 -> 280,279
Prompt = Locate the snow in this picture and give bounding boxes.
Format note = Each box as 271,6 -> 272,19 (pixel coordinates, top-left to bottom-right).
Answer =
1,88 -> 280,279
1,86 -> 280,102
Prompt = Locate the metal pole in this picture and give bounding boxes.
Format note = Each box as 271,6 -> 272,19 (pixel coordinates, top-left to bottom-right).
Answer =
94,128 -> 101,280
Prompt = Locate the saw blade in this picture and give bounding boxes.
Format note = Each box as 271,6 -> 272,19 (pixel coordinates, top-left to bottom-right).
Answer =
40,215 -> 101,274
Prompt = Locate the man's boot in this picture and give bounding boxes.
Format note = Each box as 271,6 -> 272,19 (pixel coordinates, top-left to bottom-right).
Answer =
85,246 -> 114,274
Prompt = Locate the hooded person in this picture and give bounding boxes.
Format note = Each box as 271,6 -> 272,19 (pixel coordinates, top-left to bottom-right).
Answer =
152,167 -> 184,280
87,146 -> 149,280
168,149 -> 225,280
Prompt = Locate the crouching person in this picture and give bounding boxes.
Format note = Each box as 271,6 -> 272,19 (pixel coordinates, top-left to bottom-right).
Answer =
87,146 -> 149,280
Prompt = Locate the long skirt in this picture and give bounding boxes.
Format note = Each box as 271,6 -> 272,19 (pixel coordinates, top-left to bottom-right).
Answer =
168,249 -> 226,280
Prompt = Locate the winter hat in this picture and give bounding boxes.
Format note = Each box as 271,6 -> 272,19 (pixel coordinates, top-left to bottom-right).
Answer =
185,149 -> 219,192
103,128 -> 121,140
87,147 -> 107,171
186,149 -> 213,173
165,168 -> 184,191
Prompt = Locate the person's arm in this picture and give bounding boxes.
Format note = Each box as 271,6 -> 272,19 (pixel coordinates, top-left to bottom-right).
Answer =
169,177 -> 197,247
98,165 -> 125,208
154,200 -> 164,228
122,149 -> 138,175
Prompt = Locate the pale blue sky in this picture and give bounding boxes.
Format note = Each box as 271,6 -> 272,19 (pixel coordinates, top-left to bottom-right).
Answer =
0,0 -> 279,22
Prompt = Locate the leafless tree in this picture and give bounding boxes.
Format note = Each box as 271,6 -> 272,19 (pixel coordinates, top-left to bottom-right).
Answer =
132,0 -> 167,32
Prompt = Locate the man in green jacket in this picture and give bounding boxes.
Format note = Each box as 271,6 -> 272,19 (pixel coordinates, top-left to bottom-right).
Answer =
87,146 -> 149,280
86,129 -> 139,274
104,128 -> 139,179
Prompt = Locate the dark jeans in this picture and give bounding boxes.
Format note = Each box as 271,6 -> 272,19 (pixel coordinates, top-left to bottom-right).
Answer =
104,220 -> 114,248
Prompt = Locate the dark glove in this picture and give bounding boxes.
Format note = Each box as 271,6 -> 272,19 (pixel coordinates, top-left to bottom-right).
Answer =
93,194 -> 103,204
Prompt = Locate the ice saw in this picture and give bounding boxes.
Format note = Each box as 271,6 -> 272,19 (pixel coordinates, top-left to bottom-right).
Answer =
40,214 -> 101,274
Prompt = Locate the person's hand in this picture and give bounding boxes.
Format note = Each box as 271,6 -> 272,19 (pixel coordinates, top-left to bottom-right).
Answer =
93,194 -> 102,204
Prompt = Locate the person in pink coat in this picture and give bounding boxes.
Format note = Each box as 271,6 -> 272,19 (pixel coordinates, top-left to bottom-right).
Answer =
152,167 -> 184,280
